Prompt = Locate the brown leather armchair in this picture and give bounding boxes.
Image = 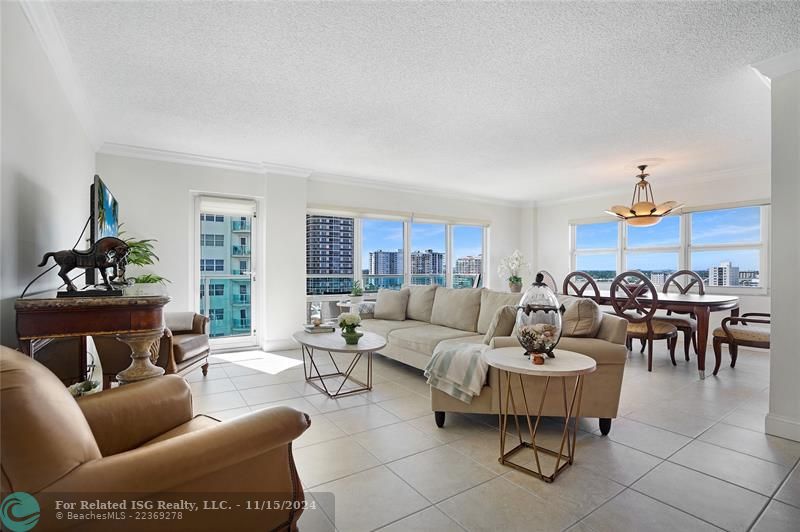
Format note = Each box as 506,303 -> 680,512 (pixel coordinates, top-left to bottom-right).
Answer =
94,312 -> 210,386
0,347 -> 310,531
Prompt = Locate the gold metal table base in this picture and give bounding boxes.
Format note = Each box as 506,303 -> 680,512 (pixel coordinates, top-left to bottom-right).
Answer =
301,344 -> 373,398
497,370 -> 586,483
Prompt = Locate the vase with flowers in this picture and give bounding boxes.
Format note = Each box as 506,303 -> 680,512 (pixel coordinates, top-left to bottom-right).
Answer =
498,250 -> 529,293
339,312 -> 363,345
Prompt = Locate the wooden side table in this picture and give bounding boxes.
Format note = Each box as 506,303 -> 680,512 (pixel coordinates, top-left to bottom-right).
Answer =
292,329 -> 386,398
485,347 -> 596,483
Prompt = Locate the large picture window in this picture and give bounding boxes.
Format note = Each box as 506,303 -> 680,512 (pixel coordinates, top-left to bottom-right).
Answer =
410,222 -> 446,286
573,221 -> 618,286
689,206 -> 764,288
306,214 -> 355,295
570,203 -> 768,292
306,212 -> 487,296
362,218 -> 404,292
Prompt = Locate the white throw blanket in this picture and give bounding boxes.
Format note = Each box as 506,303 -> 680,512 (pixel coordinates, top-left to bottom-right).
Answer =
424,343 -> 489,404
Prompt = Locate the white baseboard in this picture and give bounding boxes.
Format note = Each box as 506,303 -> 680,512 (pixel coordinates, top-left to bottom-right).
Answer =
261,338 -> 299,352
765,412 -> 800,442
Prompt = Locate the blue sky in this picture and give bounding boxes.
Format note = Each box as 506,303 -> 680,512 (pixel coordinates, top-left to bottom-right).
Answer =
576,207 -> 761,271
361,220 -> 482,269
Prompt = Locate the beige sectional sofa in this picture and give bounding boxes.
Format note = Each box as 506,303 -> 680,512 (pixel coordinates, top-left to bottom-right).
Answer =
359,285 -> 628,434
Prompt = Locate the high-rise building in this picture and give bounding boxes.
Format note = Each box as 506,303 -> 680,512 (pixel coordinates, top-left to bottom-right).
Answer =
411,249 -> 445,274
199,213 -> 252,337
709,261 -> 739,287
306,215 -> 354,294
369,249 -> 403,275
455,254 -> 482,275
649,272 -> 667,286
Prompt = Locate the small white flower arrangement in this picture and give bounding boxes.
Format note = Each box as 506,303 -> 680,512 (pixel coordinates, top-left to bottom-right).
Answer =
339,312 -> 362,332
498,250 -> 529,286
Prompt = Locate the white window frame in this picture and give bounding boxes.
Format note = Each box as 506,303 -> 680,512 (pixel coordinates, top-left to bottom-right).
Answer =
306,209 -> 489,301
569,201 -> 769,295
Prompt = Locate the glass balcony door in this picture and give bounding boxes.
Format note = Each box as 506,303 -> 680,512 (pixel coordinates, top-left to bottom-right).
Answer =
197,198 -> 257,348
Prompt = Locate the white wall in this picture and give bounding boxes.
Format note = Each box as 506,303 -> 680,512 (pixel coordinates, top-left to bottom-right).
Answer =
95,153 -> 307,349
533,174 -> 771,337
766,66 -> 800,442
0,2 -> 96,347
307,179 -> 533,289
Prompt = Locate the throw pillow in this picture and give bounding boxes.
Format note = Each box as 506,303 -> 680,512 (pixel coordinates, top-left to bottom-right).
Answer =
483,305 -> 518,345
405,285 -> 438,322
430,287 -> 483,331
373,288 -> 410,321
561,297 -> 602,337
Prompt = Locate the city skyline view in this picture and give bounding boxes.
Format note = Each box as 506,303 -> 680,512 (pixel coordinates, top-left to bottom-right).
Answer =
575,206 -> 762,287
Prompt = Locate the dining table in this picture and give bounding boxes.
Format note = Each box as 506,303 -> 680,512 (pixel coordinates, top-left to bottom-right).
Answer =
586,289 -> 740,379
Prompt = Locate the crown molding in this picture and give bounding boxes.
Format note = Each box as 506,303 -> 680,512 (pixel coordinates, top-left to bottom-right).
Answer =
98,142 -> 527,207
98,143 -> 313,178
308,172 -> 529,208
752,49 -> 800,81
20,0 -> 100,149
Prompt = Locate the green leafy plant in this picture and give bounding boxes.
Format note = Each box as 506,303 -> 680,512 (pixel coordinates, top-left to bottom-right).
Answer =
132,273 -> 171,285
350,280 -> 364,297
118,225 -> 169,284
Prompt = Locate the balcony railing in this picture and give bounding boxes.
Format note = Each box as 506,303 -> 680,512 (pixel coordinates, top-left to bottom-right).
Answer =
410,275 -> 446,286
363,275 -> 404,292
232,294 -> 250,305
453,273 -> 482,289
232,318 -> 251,329
231,220 -> 251,232
232,245 -> 251,256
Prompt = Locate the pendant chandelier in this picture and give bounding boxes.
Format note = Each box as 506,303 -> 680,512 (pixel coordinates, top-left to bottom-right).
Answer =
605,165 -> 683,227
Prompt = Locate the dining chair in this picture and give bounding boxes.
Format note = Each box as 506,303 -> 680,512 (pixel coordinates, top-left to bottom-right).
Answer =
712,313 -> 770,375
537,270 -> 559,294
610,271 -> 678,372
656,270 -> 705,361
562,271 -> 601,302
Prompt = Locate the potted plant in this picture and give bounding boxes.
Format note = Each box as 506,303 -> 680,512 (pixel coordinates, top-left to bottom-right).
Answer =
115,226 -> 170,285
498,250 -> 529,293
350,280 -> 364,303
339,312 -> 363,345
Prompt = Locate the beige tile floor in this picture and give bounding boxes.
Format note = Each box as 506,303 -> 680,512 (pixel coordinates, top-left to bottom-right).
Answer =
188,344 -> 800,532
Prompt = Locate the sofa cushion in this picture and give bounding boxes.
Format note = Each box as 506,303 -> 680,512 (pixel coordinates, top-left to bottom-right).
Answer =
430,287 -> 483,332
436,335 -> 486,350
561,297 -> 603,338
359,318 -> 428,339
405,285 -> 438,322
374,288 -> 410,321
388,325 -> 475,355
477,290 -> 521,334
166,311 -> 196,333
173,333 -> 209,363
483,305 -> 518,345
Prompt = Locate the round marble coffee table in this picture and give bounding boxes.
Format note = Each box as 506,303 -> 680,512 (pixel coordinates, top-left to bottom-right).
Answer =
292,329 -> 386,398
485,347 -> 597,483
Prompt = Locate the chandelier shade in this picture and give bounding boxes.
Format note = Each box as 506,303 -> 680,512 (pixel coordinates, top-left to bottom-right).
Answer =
605,165 -> 682,227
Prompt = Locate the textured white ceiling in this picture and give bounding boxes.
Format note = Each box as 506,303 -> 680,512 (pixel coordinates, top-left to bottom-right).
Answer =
49,1 -> 800,201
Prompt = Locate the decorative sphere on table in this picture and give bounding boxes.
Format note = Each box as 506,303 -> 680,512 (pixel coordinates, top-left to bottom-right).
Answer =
515,273 -> 564,363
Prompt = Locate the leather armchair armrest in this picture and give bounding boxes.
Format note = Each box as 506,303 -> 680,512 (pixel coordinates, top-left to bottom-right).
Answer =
192,313 -> 209,334
77,375 -> 193,456
44,406 -> 311,493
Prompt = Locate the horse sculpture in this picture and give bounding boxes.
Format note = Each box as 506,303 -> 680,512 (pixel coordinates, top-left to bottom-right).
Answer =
38,236 -> 129,292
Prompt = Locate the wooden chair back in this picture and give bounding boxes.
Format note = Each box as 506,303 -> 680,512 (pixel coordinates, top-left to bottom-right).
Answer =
610,271 -> 659,323
536,270 -> 559,294
662,270 -> 705,295
562,271 -> 601,302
